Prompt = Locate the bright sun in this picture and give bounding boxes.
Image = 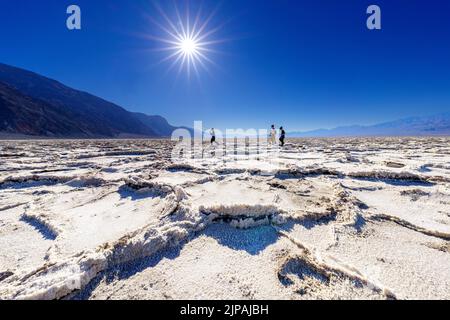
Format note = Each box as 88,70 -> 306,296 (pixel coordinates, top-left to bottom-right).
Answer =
179,37 -> 199,56
145,2 -> 228,79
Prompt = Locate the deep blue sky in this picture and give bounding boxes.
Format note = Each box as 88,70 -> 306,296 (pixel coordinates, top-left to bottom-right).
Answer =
0,0 -> 449,130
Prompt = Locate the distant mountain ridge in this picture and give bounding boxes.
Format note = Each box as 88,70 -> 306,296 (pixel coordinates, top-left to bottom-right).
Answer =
0,63 -> 187,138
290,113 -> 450,137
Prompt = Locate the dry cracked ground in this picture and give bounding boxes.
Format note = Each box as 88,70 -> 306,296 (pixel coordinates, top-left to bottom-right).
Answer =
0,137 -> 449,300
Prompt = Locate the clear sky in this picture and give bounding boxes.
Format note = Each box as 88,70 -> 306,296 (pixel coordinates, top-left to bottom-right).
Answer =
0,0 -> 449,131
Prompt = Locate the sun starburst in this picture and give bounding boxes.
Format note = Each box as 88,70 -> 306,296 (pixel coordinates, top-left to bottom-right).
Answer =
145,1 -> 227,79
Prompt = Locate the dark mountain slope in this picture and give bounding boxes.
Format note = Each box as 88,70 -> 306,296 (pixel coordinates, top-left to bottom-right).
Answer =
0,81 -> 95,137
0,63 -> 158,137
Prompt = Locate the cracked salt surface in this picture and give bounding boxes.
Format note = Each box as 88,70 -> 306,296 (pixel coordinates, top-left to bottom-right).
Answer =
0,137 -> 449,300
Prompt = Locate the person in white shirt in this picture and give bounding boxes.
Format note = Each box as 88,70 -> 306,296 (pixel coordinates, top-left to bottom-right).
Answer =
269,125 -> 277,145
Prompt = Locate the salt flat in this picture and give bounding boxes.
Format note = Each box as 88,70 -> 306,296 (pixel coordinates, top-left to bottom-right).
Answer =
0,138 -> 449,300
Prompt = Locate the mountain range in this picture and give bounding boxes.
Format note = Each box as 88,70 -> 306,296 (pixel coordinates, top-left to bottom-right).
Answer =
0,62 -> 449,139
290,113 -> 450,137
0,63 -> 185,138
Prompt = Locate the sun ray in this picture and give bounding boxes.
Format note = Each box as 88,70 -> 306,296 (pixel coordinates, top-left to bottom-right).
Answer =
186,0 -> 191,39
165,51 -> 185,76
156,49 -> 184,65
174,1 -> 187,39
192,2 -> 222,41
191,2 -> 203,39
139,33 -> 180,46
196,38 -> 234,46
144,15 -> 182,42
152,1 -> 184,40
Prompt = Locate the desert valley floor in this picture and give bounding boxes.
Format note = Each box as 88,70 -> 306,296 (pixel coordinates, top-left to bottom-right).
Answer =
0,138 -> 449,300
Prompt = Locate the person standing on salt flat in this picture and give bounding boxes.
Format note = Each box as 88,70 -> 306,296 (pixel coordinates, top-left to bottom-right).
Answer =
279,126 -> 286,147
269,125 -> 277,145
210,128 -> 217,145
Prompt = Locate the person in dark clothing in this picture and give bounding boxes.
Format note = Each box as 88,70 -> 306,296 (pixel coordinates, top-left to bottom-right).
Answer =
279,127 -> 286,147
210,128 -> 216,145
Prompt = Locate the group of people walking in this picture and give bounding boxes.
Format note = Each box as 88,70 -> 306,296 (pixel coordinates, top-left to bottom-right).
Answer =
209,125 -> 286,147
269,125 -> 286,147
